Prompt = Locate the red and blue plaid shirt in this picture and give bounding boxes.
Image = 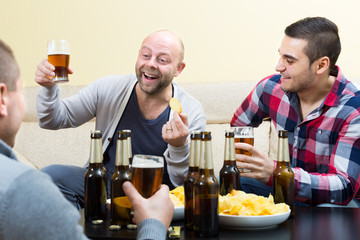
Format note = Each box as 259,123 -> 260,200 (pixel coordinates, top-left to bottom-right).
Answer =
231,66 -> 360,205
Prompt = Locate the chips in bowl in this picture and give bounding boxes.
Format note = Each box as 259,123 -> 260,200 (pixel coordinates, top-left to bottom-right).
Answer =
169,187 -> 289,216
169,186 -> 184,207
219,190 -> 289,216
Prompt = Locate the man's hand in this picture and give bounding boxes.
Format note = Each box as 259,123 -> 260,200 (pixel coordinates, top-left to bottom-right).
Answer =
122,182 -> 174,229
235,142 -> 274,183
162,111 -> 189,147
34,58 -> 73,87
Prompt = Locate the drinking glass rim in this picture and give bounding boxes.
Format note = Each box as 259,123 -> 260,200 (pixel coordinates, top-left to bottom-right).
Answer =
132,154 -> 164,167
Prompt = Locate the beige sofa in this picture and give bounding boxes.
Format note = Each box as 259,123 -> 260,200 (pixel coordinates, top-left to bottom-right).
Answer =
14,82 -> 278,176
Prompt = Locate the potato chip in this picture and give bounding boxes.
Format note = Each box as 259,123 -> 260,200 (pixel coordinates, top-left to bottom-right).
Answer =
169,98 -> 182,114
219,189 -> 289,216
169,186 -> 184,207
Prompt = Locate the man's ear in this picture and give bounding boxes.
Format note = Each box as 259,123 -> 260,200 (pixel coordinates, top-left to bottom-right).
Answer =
174,62 -> 186,77
315,57 -> 330,75
0,84 -> 8,117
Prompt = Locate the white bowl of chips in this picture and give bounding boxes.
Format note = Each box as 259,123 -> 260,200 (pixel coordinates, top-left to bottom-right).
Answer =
219,209 -> 290,230
218,190 -> 291,230
173,206 -> 184,221
169,186 -> 185,221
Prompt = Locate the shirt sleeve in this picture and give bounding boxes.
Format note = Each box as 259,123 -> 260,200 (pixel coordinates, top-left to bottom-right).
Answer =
164,101 -> 206,187
36,82 -> 98,129
0,169 -> 88,240
231,77 -> 271,127
137,218 -> 167,240
294,110 -> 360,205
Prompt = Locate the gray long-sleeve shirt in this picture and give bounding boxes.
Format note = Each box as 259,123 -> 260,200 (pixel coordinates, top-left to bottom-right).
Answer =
0,140 -> 168,240
36,74 -> 206,186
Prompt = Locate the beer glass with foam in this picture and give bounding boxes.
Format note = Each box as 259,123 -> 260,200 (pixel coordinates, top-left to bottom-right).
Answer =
232,126 -> 254,172
131,154 -> 164,198
47,40 -> 70,83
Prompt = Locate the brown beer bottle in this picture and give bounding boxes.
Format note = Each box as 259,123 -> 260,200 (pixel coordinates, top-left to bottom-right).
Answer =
184,131 -> 201,230
84,130 -> 108,222
123,130 -> 133,166
193,131 -> 219,237
273,130 -> 295,217
220,129 -> 241,195
110,131 -> 131,225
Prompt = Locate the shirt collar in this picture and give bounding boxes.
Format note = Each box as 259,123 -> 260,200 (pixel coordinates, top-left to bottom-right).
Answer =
322,65 -> 346,108
0,139 -> 18,161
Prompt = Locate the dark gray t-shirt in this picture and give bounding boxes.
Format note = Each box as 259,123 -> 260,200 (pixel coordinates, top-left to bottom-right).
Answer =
104,84 -> 174,189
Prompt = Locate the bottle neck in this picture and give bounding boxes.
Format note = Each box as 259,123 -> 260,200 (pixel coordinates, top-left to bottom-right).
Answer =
188,165 -> 199,172
115,139 -> 129,166
277,136 -> 290,163
115,165 -> 130,172
224,136 -> 236,161
127,136 -> 132,158
189,139 -> 201,167
89,138 -> 103,164
200,140 -> 214,170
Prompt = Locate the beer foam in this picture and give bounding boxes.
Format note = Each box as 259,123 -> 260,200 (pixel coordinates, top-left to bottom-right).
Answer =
48,51 -> 70,55
132,155 -> 163,168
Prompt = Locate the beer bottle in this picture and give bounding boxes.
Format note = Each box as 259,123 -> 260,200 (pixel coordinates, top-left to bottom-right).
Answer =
184,131 -> 201,230
273,130 -> 295,216
84,130 -> 107,222
123,130 -> 133,166
220,129 -> 241,195
193,131 -> 219,237
110,131 -> 131,225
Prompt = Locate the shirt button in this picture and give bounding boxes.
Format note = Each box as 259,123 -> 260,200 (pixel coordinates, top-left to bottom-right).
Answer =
318,130 -> 322,134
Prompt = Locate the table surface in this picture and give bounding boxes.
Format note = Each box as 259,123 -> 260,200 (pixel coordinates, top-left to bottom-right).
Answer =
80,206 -> 360,240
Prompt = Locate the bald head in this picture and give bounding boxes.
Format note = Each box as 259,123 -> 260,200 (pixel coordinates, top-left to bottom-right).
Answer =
142,30 -> 185,64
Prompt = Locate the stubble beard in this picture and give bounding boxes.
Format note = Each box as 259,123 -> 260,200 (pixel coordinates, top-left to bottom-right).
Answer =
280,74 -> 314,93
137,73 -> 172,96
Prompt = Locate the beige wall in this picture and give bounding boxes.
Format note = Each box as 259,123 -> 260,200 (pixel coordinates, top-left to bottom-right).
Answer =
1,0 -> 360,87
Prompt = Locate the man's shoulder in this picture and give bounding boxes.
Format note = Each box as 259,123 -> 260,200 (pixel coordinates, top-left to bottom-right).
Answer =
172,82 -> 203,108
0,153 -> 33,182
88,74 -> 137,98
339,79 -> 360,107
257,74 -> 281,87
253,74 -> 283,96
0,154 -> 44,203
94,74 -> 137,86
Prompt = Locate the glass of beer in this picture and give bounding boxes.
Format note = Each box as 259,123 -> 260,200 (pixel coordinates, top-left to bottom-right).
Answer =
232,126 -> 254,172
47,40 -> 70,83
131,154 -> 164,198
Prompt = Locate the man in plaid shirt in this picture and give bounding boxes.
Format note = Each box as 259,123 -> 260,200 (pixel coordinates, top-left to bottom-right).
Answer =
231,17 -> 360,206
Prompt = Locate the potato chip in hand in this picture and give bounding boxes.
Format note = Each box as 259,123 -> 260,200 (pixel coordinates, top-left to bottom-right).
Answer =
169,98 -> 182,114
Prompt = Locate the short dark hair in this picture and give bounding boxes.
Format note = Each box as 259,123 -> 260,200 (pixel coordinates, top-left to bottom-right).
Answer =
285,17 -> 341,69
0,39 -> 20,91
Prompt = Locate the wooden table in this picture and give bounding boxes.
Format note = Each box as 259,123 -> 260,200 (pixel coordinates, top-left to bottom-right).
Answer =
80,206 -> 360,240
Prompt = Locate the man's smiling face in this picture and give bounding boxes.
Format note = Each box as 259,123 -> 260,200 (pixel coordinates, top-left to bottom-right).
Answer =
135,31 -> 183,96
275,35 -> 317,94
